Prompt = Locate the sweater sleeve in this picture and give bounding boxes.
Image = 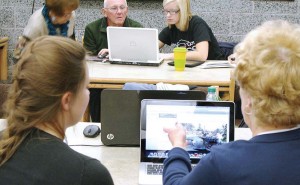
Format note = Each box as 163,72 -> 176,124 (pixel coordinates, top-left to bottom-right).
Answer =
163,147 -> 220,185
83,25 -> 98,55
163,147 -> 192,185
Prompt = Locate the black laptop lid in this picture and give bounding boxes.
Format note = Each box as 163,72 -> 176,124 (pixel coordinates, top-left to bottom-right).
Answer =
100,89 -> 206,146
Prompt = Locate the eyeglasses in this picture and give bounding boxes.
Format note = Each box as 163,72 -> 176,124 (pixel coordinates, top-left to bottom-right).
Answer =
105,5 -> 128,13
162,9 -> 180,15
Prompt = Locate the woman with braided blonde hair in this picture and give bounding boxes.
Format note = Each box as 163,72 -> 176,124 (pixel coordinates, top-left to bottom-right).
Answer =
0,36 -> 113,185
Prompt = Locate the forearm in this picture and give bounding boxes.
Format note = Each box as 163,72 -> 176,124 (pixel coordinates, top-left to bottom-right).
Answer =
161,51 -> 207,62
186,50 -> 208,61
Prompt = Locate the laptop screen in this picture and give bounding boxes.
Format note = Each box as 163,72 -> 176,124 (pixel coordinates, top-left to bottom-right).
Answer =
140,100 -> 235,163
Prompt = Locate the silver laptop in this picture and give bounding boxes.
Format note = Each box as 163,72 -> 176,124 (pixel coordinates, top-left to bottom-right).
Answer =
139,99 -> 235,185
107,27 -> 163,66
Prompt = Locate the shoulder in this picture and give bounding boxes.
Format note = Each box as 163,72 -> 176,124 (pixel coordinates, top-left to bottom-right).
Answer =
26,7 -> 45,27
189,16 -> 209,27
191,15 -> 206,23
208,140 -> 251,162
213,140 -> 250,151
81,157 -> 114,184
67,11 -> 76,36
30,7 -> 44,20
85,18 -> 103,30
9,130 -> 112,184
161,26 -> 171,32
23,8 -> 47,39
47,141 -> 113,183
68,11 -> 76,25
53,144 -> 111,177
125,17 -> 143,28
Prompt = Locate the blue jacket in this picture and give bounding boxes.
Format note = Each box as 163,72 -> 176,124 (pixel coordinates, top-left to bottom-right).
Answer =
163,128 -> 300,185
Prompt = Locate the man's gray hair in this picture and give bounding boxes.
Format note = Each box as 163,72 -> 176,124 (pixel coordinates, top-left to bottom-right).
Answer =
103,0 -> 128,8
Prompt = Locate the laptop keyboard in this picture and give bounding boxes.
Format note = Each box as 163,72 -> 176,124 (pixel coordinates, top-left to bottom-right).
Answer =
146,164 -> 196,175
147,164 -> 164,175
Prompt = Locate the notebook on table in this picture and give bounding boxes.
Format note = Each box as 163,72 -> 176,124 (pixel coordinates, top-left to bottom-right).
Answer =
100,89 -> 206,146
107,27 -> 163,66
138,99 -> 235,185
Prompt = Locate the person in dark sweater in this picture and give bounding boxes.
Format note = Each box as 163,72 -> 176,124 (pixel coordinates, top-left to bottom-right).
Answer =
159,0 -> 224,61
162,20 -> 300,185
83,0 -> 143,122
0,36 -> 114,185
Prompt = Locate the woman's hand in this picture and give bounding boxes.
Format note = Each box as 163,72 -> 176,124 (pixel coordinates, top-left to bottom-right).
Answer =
163,122 -> 187,149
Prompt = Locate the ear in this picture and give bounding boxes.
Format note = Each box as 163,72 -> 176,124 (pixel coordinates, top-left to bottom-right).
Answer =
101,8 -> 107,17
61,92 -> 72,111
244,93 -> 253,115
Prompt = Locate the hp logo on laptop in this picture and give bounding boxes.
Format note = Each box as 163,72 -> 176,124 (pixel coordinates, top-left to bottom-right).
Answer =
107,133 -> 114,140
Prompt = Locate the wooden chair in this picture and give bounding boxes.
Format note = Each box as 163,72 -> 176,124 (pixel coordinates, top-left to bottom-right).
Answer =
0,84 -> 10,118
218,41 -> 238,60
0,37 -> 9,81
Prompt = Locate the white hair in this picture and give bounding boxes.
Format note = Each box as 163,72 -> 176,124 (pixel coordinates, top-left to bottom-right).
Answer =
103,0 -> 108,8
103,0 -> 128,8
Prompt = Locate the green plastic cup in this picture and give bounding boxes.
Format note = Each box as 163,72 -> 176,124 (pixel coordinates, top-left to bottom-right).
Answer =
173,47 -> 187,71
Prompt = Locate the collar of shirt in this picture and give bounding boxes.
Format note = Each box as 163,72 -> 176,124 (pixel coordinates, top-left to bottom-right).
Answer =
257,124 -> 300,136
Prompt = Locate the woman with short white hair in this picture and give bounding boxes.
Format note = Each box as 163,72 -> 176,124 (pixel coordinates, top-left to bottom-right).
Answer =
163,20 -> 300,185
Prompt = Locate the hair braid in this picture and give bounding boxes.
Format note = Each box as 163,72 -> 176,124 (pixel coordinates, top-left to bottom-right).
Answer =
0,36 -> 86,166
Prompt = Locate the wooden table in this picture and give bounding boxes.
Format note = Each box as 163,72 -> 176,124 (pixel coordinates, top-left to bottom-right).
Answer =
0,37 -> 9,81
84,60 -> 236,122
87,60 -> 235,101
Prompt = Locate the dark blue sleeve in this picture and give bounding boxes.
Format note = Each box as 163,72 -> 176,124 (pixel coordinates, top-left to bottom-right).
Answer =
163,147 -> 192,185
163,147 -> 220,185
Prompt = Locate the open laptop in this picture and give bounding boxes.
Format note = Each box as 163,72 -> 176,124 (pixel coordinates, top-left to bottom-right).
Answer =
100,89 -> 206,146
139,99 -> 235,185
107,27 -> 163,66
